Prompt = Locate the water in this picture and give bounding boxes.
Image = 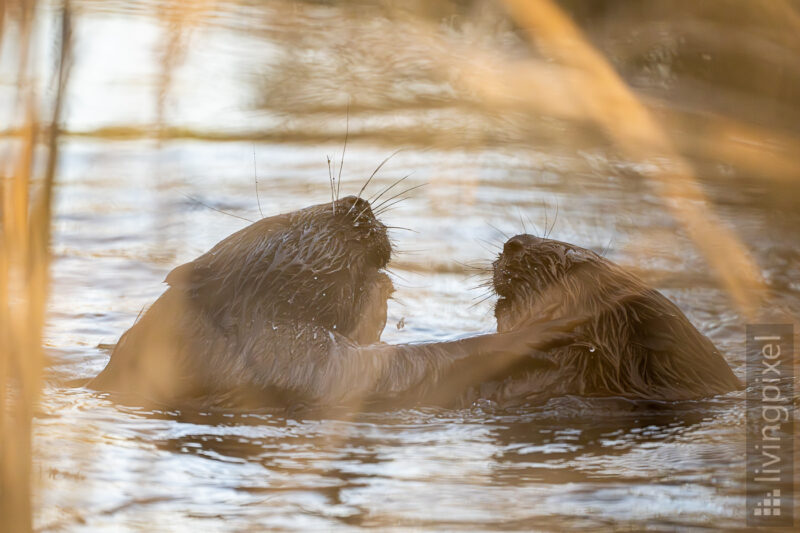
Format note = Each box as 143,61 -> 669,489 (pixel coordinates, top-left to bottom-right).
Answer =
24,0 -> 800,530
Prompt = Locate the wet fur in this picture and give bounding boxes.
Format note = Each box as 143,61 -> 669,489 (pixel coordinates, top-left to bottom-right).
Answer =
491,234 -> 743,402
90,196 -> 393,403
90,199 -> 574,409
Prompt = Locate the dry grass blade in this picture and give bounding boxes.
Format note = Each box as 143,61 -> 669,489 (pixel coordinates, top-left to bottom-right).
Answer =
0,2 -> 72,531
499,0 -> 765,315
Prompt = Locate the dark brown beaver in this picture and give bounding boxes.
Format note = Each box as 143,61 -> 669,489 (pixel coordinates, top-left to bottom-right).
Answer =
89,197 -> 577,409
489,234 -> 743,403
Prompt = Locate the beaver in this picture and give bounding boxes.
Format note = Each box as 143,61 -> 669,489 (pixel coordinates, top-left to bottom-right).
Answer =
487,234 -> 743,403
89,197 -> 578,409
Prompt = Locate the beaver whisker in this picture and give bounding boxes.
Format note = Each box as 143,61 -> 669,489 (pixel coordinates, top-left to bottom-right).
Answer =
486,222 -> 510,241
373,183 -> 428,214
467,276 -> 493,287
383,267 -> 410,283
253,145 -> 264,219
468,292 -> 495,310
523,211 -> 540,238
367,175 -> 404,204
469,280 -> 494,293
182,194 -> 255,223
327,155 -> 336,215
337,102 -> 349,203
517,208 -> 528,235
352,148 -> 405,209
544,201 -> 559,238
600,236 -> 614,257
391,248 -> 428,255
352,179 -> 421,224
368,171 -> 415,205
372,182 -> 426,211
541,202 -> 549,240
384,226 -> 417,233
374,199 -> 408,217
455,259 -> 492,275
469,287 -> 493,298
374,205 -> 407,216
388,292 -> 412,309
479,238 -> 502,252
515,209 -> 542,239
465,277 -> 489,287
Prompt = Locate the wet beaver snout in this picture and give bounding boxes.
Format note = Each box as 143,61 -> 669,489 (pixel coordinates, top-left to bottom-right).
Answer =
492,234 -> 590,329
492,234 -> 542,298
332,195 -> 391,269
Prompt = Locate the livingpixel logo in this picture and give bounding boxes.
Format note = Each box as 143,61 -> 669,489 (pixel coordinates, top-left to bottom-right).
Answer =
753,489 -> 782,517
746,324 -> 794,527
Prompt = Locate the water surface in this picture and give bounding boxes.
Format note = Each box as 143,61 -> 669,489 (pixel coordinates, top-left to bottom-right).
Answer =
29,1 -> 800,530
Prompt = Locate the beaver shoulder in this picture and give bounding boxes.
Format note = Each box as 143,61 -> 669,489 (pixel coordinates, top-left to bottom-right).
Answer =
491,234 -> 743,402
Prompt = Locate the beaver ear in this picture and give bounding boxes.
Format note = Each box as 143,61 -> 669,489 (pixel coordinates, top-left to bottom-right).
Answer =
165,262 -> 192,288
565,248 -> 591,263
165,261 -> 211,290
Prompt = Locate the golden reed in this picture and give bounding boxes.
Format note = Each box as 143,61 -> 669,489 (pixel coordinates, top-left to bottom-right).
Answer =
1,0 -> 798,528
0,1 -> 70,530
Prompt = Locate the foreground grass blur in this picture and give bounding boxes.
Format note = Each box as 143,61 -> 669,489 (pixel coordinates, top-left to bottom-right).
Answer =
1,0 -> 799,529
0,1 -> 70,530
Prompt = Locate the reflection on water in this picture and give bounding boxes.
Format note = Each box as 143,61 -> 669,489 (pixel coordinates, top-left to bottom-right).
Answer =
39,138 -> 797,530
18,0 -> 800,530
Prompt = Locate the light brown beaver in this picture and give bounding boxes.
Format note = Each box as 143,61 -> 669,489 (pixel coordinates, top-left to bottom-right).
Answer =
89,198 -> 578,409
487,234 -> 743,403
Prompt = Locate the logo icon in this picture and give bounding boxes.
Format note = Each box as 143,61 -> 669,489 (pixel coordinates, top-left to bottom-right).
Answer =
753,489 -> 781,517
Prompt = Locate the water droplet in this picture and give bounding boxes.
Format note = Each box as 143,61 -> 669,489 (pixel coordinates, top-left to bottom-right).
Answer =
589,345 -> 596,353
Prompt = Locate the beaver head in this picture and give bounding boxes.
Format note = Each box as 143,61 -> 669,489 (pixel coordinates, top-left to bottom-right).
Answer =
491,234 -> 742,400
166,195 -> 393,343
492,234 -> 624,332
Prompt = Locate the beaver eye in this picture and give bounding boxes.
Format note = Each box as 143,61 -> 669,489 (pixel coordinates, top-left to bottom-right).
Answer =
565,248 -> 586,263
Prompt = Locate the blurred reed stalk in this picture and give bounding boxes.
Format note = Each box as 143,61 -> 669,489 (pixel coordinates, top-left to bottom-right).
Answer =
497,0 -> 765,315
0,1 -> 71,530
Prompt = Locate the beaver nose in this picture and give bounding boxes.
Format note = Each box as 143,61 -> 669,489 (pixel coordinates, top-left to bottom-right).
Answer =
503,239 -> 524,256
338,195 -> 371,216
503,234 -> 538,257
